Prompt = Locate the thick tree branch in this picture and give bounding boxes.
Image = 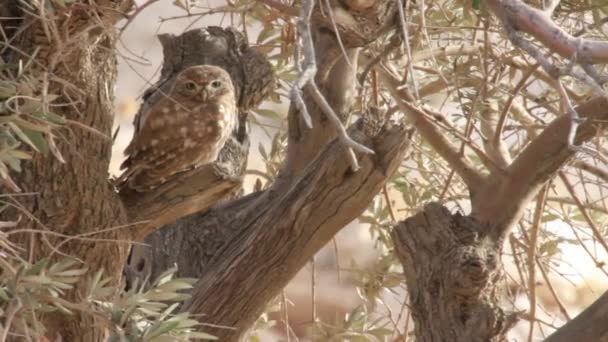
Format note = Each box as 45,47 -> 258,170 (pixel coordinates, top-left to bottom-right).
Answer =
472,97 -> 608,239
487,0 -> 608,64
122,133 -> 248,240
182,122 -> 413,341
545,290 -> 608,342
127,2 -> 409,340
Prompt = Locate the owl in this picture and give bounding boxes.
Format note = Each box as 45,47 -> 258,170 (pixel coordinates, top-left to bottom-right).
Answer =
118,65 -> 236,192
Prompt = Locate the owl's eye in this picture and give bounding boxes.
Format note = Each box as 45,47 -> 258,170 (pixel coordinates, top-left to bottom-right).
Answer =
210,80 -> 222,89
184,81 -> 197,91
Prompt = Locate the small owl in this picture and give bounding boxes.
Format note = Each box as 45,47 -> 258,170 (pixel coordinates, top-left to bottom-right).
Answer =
118,65 -> 236,192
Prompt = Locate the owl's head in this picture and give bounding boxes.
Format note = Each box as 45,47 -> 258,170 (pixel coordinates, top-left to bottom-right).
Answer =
173,65 -> 235,102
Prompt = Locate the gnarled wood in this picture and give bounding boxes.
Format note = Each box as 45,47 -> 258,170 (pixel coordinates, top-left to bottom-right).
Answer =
392,203 -> 518,342
130,1 -> 409,339
180,122 -> 413,341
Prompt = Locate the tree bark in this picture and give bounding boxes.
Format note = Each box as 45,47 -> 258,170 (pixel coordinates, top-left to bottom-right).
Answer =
392,203 -> 518,342
545,290 -> 608,342
2,1 -> 133,340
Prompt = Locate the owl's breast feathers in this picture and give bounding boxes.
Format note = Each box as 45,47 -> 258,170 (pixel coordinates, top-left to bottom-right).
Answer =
117,93 -> 236,192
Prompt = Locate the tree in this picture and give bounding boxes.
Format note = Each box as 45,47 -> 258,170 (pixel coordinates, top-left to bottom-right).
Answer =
1,0 -> 607,341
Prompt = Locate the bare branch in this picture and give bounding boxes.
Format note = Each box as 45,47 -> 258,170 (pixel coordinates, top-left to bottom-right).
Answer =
291,0 -> 373,171
573,160 -> 608,182
180,123 -> 413,340
545,291 -> 608,342
122,154 -> 245,240
487,0 -> 608,64
472,97 -> 608,238
378,68 -> 486,192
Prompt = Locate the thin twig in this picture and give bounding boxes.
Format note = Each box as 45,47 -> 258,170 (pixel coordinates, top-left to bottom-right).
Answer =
396,0 -> 420,100
559,172 -> 608,256
119,0 -> 160,35
290,0 -> 316,129
291,0 -> 374,171
527,184 -> 549,342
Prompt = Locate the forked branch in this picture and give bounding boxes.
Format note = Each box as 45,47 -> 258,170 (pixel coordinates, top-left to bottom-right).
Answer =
473,97 -> 608,238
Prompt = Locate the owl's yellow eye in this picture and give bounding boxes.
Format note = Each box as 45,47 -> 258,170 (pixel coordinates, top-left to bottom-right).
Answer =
183,81 -> 197,91
210,80 -> 222,89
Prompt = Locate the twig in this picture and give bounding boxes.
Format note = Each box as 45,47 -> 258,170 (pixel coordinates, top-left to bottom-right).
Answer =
378,69 -> 486,190
291,0 -> 374,171
383,185 -> 397,222
559,172 -> 608,256
290,0 -> 317,129
527,184 -> 549,342
0,297 -> 21,342
543,0 -> 560,15
396,0 -> 420,99
119,0 -> 160,35
573,160 -> 608,183
322,0 -> 353,70
535,255 -> 571,320
257,0 -> 299,17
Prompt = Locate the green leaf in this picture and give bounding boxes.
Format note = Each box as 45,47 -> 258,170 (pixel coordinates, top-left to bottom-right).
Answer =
8,122 -> 41,152
26,258 -> 50,276
255,108 -> 283,120
42,111 -> 66,125
472,0 -> 481,10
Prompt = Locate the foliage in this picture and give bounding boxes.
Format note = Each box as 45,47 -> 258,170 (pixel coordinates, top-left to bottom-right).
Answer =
0,62 -> 66,192
0,228 -> 215,340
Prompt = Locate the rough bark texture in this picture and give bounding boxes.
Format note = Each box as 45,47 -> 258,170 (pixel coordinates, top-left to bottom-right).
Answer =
2,1 -> 133,340
181,121 -> 413,341
392,204 -> 518,342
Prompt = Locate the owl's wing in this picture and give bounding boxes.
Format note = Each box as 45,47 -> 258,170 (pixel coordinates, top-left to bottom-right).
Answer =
118,99 -> 234,192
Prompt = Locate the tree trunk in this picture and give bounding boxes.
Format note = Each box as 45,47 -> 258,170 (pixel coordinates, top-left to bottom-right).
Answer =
2,2 -> 133,340
392,203 -> 518,342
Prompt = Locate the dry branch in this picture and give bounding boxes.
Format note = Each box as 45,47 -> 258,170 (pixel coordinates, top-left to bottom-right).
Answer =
182,122 -> 413,340
377,68 -> 486,192
472,96 -> 608,239
487,0 -> 608,64
122,134 -> 248,241
545,290 -> 608,342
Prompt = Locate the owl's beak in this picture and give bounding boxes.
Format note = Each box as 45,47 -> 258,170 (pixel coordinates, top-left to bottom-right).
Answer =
200,88 -> 209,101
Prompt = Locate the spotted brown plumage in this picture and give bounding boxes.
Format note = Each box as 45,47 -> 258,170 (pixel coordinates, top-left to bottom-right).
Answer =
118,65 -> 236,192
